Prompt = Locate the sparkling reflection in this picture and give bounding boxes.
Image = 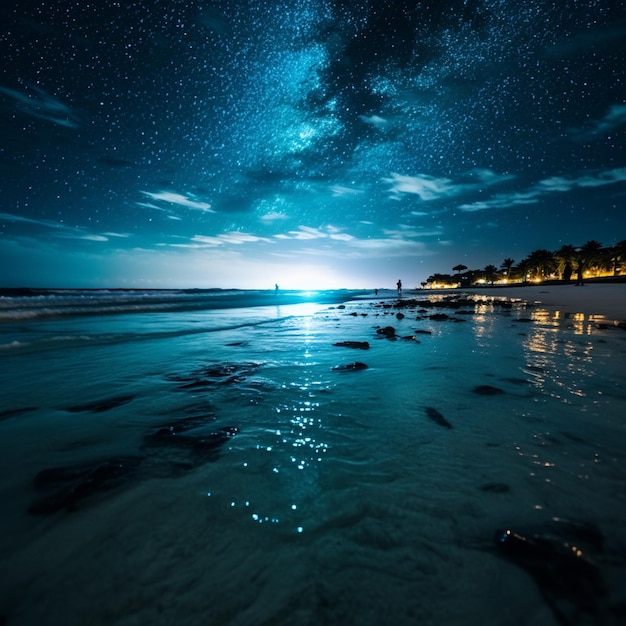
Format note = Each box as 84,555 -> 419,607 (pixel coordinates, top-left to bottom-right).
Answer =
207,368 -> 335,534
520,308 -> 609,402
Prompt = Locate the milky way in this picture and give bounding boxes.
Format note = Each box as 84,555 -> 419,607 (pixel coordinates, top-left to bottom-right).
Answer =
1,1 -> 625,288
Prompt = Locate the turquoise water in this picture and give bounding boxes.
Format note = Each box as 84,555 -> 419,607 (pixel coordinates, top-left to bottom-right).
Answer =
1,290 -> 625,625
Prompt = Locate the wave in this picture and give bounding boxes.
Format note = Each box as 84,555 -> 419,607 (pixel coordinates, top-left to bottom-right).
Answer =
0,312 -> 320,354
0,288 -> 370,322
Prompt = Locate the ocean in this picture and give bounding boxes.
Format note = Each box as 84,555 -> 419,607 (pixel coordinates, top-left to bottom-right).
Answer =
1,288 -> 625,625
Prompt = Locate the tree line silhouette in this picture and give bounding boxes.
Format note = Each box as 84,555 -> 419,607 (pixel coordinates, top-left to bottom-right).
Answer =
424,239 -> 626,288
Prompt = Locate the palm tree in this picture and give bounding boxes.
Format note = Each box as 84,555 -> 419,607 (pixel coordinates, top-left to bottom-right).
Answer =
427,273 -> 453,287
453,264 -> 468,274
574,240 -> 603,285
514,258 -> 530,283
554,244 -> 577,283
483,264 -> 499,285
500,258 -> 515,278
608,240 -> 626,276
525,249 -> 556,280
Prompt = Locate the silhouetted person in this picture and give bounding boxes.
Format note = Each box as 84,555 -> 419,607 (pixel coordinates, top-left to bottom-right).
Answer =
396,279 -> 402,296
562,263 -> 573,284
275,283 -> 279,294
575,264 -> 585,286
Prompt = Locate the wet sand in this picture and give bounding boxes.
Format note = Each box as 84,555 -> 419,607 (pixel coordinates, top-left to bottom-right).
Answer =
463,282 -> 626,323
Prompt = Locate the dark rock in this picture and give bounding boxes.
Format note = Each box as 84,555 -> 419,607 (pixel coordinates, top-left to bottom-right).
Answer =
414,329 -> 433,335
401,335 -> 419,341
0,406 -> 37,422
429,313 -> 450,321
515,317 -> 534,323
29,407 -> 238,515
396,312 -> 405,320
333,341 -> 370,350
33,455 -> 142,489
494,519 -> 609,624
166,362 -> 261,389
66,394 -> 134,413
29,456 -> 143,515
376,326 -> 396,338
424,406 -> 452,429
479,482 -> 510,493
143,413 -> 238,462
332,362 -> 368,371
503,377 -> 530,386
473,385 -> 505,395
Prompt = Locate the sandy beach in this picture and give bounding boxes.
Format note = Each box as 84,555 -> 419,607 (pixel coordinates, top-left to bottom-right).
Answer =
462,282 -> 626,323
2,288 -> 626,625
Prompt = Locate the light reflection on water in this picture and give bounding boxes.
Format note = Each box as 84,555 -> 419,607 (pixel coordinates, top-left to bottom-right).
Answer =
520,307 -> 614,401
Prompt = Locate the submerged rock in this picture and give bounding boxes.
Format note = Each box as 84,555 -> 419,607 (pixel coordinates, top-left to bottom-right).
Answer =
29,456 -> 143,515
66,394 -> 134,413
0,406 -> 37,422
376,326 -> 396,338
143,414 -> 239,463
494,519 -> 611,624
473,385 -> 505,395
333,341 -> 370,350
479,482 -> 510,493
29,409 -> 239,515
166,362 -> 262,390
424,406 -> 453,429
332,362 -> 368,371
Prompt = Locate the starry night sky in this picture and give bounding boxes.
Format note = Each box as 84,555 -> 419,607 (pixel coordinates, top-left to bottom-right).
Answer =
1,1 -> 625,289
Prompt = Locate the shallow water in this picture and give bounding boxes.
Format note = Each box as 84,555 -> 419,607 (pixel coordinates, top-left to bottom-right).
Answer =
1,290 -> 625,625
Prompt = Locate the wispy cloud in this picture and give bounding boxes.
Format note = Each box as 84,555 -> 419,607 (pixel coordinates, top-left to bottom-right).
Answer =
459,166 -> 626,212
0,212 -> 116,242
59,233 -> 109,242
0,85 -> 80,128
459,191 -> 540,212
383,226 -> 443,238
326,236 -> 432,258
259,212 -> 289,222
0,212 -> 65,228
140,190 -> 213,212
329,232 -> 355,242
270,222 -> 439,261
359,114 -> 391,130
278,226 -> 329,240
136,201 -> 183,220
384,173 -> 455,201
189,232 -> 272,247
385,168 -> 514,201
571,104 -> 626,141
330,185 -> 365,197
103,232 -> 131,238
